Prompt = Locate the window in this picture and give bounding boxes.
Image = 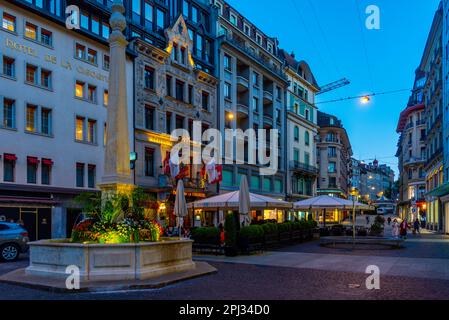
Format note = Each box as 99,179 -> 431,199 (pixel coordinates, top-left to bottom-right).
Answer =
263,177 -> 271,191
76,163 -> 84,187
224,82 -> 231,99
2,13 -> 16,32
27,157 -> 38,184
328,162 -> 336,173
2,56 -> 15,78
252,72 -> 259,85
166,112 -> 172,133
188,85 -> 193,104
329,177 -> 337,188
196,34 -> 203,58
75,81 -> 84,98
305,131 -> 310,146
76,116 -> 85,141
76,43 -> 86,60
328,146 -> 337,157
88,165 -> 96,188
103,54 -> 110,70
87,119 -> 97,144
40,69 -> 52,89
80,10 -> 89,29
144,1 -> 153,28
41,160 -> 52,185
26,104 -> 37,132
26,64 -> 37,84
41,28 -> 53,46
251,175 -> 260,189
156,8 -> 165,30
87,49 -> 97,65
276,86 -> 282,100
224,54 -> 231,71
144,66 -> 155,90
256,34 -> 262,45
25,22 -> 38,40
230,13 -> 237,26
176,115 -> 184,129
180,47 -> 186,64
41,108 -> 52,135
132,0 -> 141,23
145,105 -> 154,130
101,22 -> 110,39
183,0 -> 189,17
305,109 -> 310,121
244,24 -> 250,36
201,91 -> 209,111
166,75 -> 172,96
87,85 -> 97,103
3,155 -> 16,182
252,97 -> 258,112
192,6 -> 198,23
103,90 -> 109,107
172,42 -> 178,61
294,126 -> 299,142
176,80 -> 185,101
2,98 -> 15,129
145,148 -> 155,177
91,16 -> 100,35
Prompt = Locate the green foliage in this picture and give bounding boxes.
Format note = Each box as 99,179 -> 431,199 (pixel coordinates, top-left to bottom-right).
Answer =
375,215 -> 385,225
278,222 -> 293,233
370,222 -> 384,236
225,213 -> 238,248
191,227 -> 220,244
240,225 -> 264,239
261,223 -> 278,235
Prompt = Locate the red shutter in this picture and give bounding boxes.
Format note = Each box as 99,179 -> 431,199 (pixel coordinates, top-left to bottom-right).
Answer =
42,158 -> 54,166
4,154 -> 17,161
27,156 -> 40,164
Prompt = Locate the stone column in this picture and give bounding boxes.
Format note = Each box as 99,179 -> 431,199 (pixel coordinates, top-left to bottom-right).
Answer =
51,206 -> 67,239
98,0 -> 133,194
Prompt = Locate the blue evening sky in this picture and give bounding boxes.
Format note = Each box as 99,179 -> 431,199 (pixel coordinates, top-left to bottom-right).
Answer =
226,0 -> 440,177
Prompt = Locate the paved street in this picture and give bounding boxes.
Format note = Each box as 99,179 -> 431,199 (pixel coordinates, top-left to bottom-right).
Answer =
1,229 -> 449,300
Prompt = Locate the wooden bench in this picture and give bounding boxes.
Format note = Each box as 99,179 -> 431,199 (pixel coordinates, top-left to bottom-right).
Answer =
320,236 -> 405,249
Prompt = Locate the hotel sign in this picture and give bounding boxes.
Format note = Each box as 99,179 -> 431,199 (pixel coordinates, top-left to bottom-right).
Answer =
4,38 -> 108,83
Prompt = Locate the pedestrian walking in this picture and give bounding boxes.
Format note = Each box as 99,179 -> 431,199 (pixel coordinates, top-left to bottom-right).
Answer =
413,218 -> 420,235
400,219 -> 408,239
387,217 -> 392,225
218,223 -> 225,247
366,215 -> 370,226
392,219 -> 400,238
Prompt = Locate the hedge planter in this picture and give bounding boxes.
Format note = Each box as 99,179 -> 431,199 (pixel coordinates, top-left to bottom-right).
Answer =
264,233 -> 279,249
292,230 -> 302,242
279,232 -> 291,244
238,236 -> 264,254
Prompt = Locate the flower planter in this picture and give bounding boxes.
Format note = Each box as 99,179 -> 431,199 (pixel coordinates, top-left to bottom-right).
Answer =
25,239 -> 195,282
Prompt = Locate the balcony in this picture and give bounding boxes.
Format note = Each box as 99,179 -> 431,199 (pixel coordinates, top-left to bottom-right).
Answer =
236,76 -> 249,92
220,33 -> 288,82
416,119 -> 426,127
263,114 -> 273,126
425,147 -> 443,167
263,90 -> 273,103
237,103 -> 249,116
403,157 -> 426,166
290,161 -> 318,176
404,122 -> 414,131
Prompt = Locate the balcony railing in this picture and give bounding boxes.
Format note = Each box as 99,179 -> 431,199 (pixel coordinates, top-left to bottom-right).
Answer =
290,161 -> 319,175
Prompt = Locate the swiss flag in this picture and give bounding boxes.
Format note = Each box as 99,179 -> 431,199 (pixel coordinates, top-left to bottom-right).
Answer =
162,152 -> 171,175
210,165 -> 223,184
175,163 -> 190,180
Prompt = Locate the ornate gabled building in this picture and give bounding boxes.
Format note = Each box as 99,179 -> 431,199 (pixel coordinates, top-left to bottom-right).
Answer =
131,15 -> 218,228
278,50 -> 320,206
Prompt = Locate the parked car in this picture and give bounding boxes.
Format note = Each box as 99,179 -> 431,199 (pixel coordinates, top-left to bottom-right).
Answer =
377,208 -> 387,215
0,222 -> 29,262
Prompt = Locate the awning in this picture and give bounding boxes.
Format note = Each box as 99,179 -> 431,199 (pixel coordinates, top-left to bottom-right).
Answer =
42,158 -> 54,166
4,153 -> 17,161
294,195 -> 371,210
27,156 -> 40,164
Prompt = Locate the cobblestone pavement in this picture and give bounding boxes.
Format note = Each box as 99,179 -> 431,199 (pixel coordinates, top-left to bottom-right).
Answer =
1,261 -> 449,300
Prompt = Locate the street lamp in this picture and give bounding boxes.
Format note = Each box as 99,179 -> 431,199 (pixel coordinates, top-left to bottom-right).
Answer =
360,96 -> 370,104
349,187 -> 360,246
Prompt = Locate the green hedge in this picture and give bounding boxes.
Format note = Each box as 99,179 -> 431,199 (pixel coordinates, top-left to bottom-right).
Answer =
191,227 -> 220,244
240,225 -> 264,239
261,223 -> 278,235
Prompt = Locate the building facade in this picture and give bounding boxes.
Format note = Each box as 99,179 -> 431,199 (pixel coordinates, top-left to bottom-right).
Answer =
396,70 -> 427,222
212,0 -> 288,209
279,50 -> 319,204
422,3 -> 444,232
0,0 -> 134,240
316,111 -> 352,198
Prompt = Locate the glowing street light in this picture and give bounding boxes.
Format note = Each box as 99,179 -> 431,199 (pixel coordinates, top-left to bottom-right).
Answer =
360,96 -> 371,104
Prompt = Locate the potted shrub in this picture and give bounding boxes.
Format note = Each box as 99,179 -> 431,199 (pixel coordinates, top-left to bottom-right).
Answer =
224,213 -> 238,256
239,225 -> 264,254
369,222 -> 384,237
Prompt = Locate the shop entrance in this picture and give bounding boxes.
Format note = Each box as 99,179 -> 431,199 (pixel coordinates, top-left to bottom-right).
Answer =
0,207 -> 51,240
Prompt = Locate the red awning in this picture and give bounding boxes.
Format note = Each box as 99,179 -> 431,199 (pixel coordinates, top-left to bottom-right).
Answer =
42,158 -> 54,166
4,154 -> 17,161
27,156 -> 40,164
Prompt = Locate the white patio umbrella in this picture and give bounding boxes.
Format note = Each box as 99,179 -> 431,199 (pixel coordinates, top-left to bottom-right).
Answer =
187,191 -> 292,210
239,176 -> 251,226
174,179 -> 188,237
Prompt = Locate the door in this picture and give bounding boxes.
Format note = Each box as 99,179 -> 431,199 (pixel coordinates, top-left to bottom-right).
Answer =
20,208 -> 38,241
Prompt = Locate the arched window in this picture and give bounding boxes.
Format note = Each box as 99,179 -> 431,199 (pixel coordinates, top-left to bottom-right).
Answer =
305,131 -> 310,146
294,126 -> 299,142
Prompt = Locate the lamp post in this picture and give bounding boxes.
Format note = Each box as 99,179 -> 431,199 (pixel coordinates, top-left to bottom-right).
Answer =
349,187 -> 359,246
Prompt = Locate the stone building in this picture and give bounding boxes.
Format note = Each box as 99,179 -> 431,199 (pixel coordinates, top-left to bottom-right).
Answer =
130,15 -> 218,227
316,111 -> 352,199
212,0 -> 288,215
0,0 -> 134,239
396,69 -> 427,222
278,50 -> 320,206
